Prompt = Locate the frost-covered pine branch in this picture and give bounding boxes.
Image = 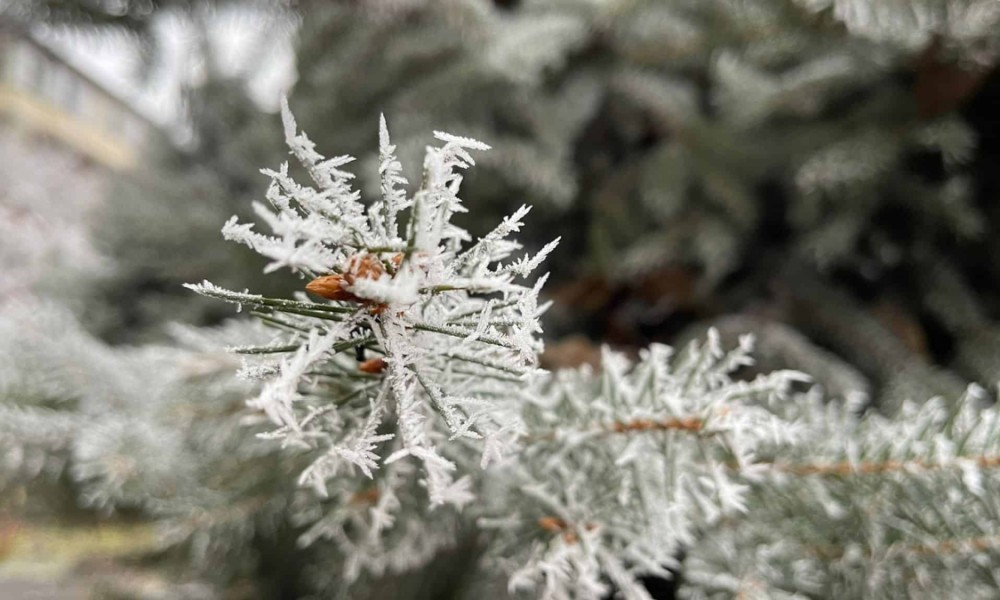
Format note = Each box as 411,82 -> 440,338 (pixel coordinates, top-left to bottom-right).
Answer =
189,100 -> 557,513
482,333 -> 808,600
0,297 -> 322,585
190,106 -> 812,594
683,385 -> 1000,598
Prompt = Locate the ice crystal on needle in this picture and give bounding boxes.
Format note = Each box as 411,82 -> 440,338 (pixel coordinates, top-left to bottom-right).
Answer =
188,99 -> 556,509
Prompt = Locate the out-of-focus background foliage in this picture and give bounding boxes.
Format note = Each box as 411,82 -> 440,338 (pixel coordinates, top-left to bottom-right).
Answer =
1,0 -> 998,597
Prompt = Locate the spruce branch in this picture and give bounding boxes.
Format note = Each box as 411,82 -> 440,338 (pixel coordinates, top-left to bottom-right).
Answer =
179,96 -> 1000,598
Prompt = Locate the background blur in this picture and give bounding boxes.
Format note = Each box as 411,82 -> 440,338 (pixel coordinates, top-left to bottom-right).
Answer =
1,0 -> 999,598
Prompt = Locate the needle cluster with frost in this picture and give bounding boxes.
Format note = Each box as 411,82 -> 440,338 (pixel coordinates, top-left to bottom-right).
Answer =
189,99 -> 557,510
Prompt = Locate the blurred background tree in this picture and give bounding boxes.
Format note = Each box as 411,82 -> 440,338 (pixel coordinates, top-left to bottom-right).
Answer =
88,72 -> 295,342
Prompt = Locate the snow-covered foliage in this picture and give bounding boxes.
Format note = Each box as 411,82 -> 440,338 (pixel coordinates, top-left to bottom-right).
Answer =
486,335 -> 808,600
0,298 -> 301,583
189,100 -> 557,510
0,131 -> 109,303
684,385 -> 1000,598
293,456 -> 462,588
0,299 -> 249,507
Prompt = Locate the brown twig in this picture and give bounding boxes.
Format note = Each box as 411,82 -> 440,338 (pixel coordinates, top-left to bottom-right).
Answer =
808,534 -> 1000,561
609,417 -> 703,434
536,516 -> 597,545
526,416 -> 707,442
772,455 -> 1000,477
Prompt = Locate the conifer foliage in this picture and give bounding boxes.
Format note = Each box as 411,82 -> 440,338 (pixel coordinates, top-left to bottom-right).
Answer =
182,107 -> 1000,598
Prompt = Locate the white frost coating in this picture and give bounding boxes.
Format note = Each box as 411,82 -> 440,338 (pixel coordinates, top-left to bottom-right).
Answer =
248,328 -> 340,436
684,385 -> 1000,598
483,332 -> 807,599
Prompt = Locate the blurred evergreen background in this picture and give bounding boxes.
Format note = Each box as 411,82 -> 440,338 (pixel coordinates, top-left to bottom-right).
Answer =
1,0 -> 999,597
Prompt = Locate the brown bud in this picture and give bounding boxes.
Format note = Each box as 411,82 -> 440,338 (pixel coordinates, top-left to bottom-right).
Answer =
537,516 -> 567,533
305,274 -> 354,301
307,253 -> 410,309
358,357 -> 387,374
349,487 -> 380,505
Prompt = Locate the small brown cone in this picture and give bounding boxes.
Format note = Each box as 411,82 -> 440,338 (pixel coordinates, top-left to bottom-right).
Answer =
358,357 -> 388,374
